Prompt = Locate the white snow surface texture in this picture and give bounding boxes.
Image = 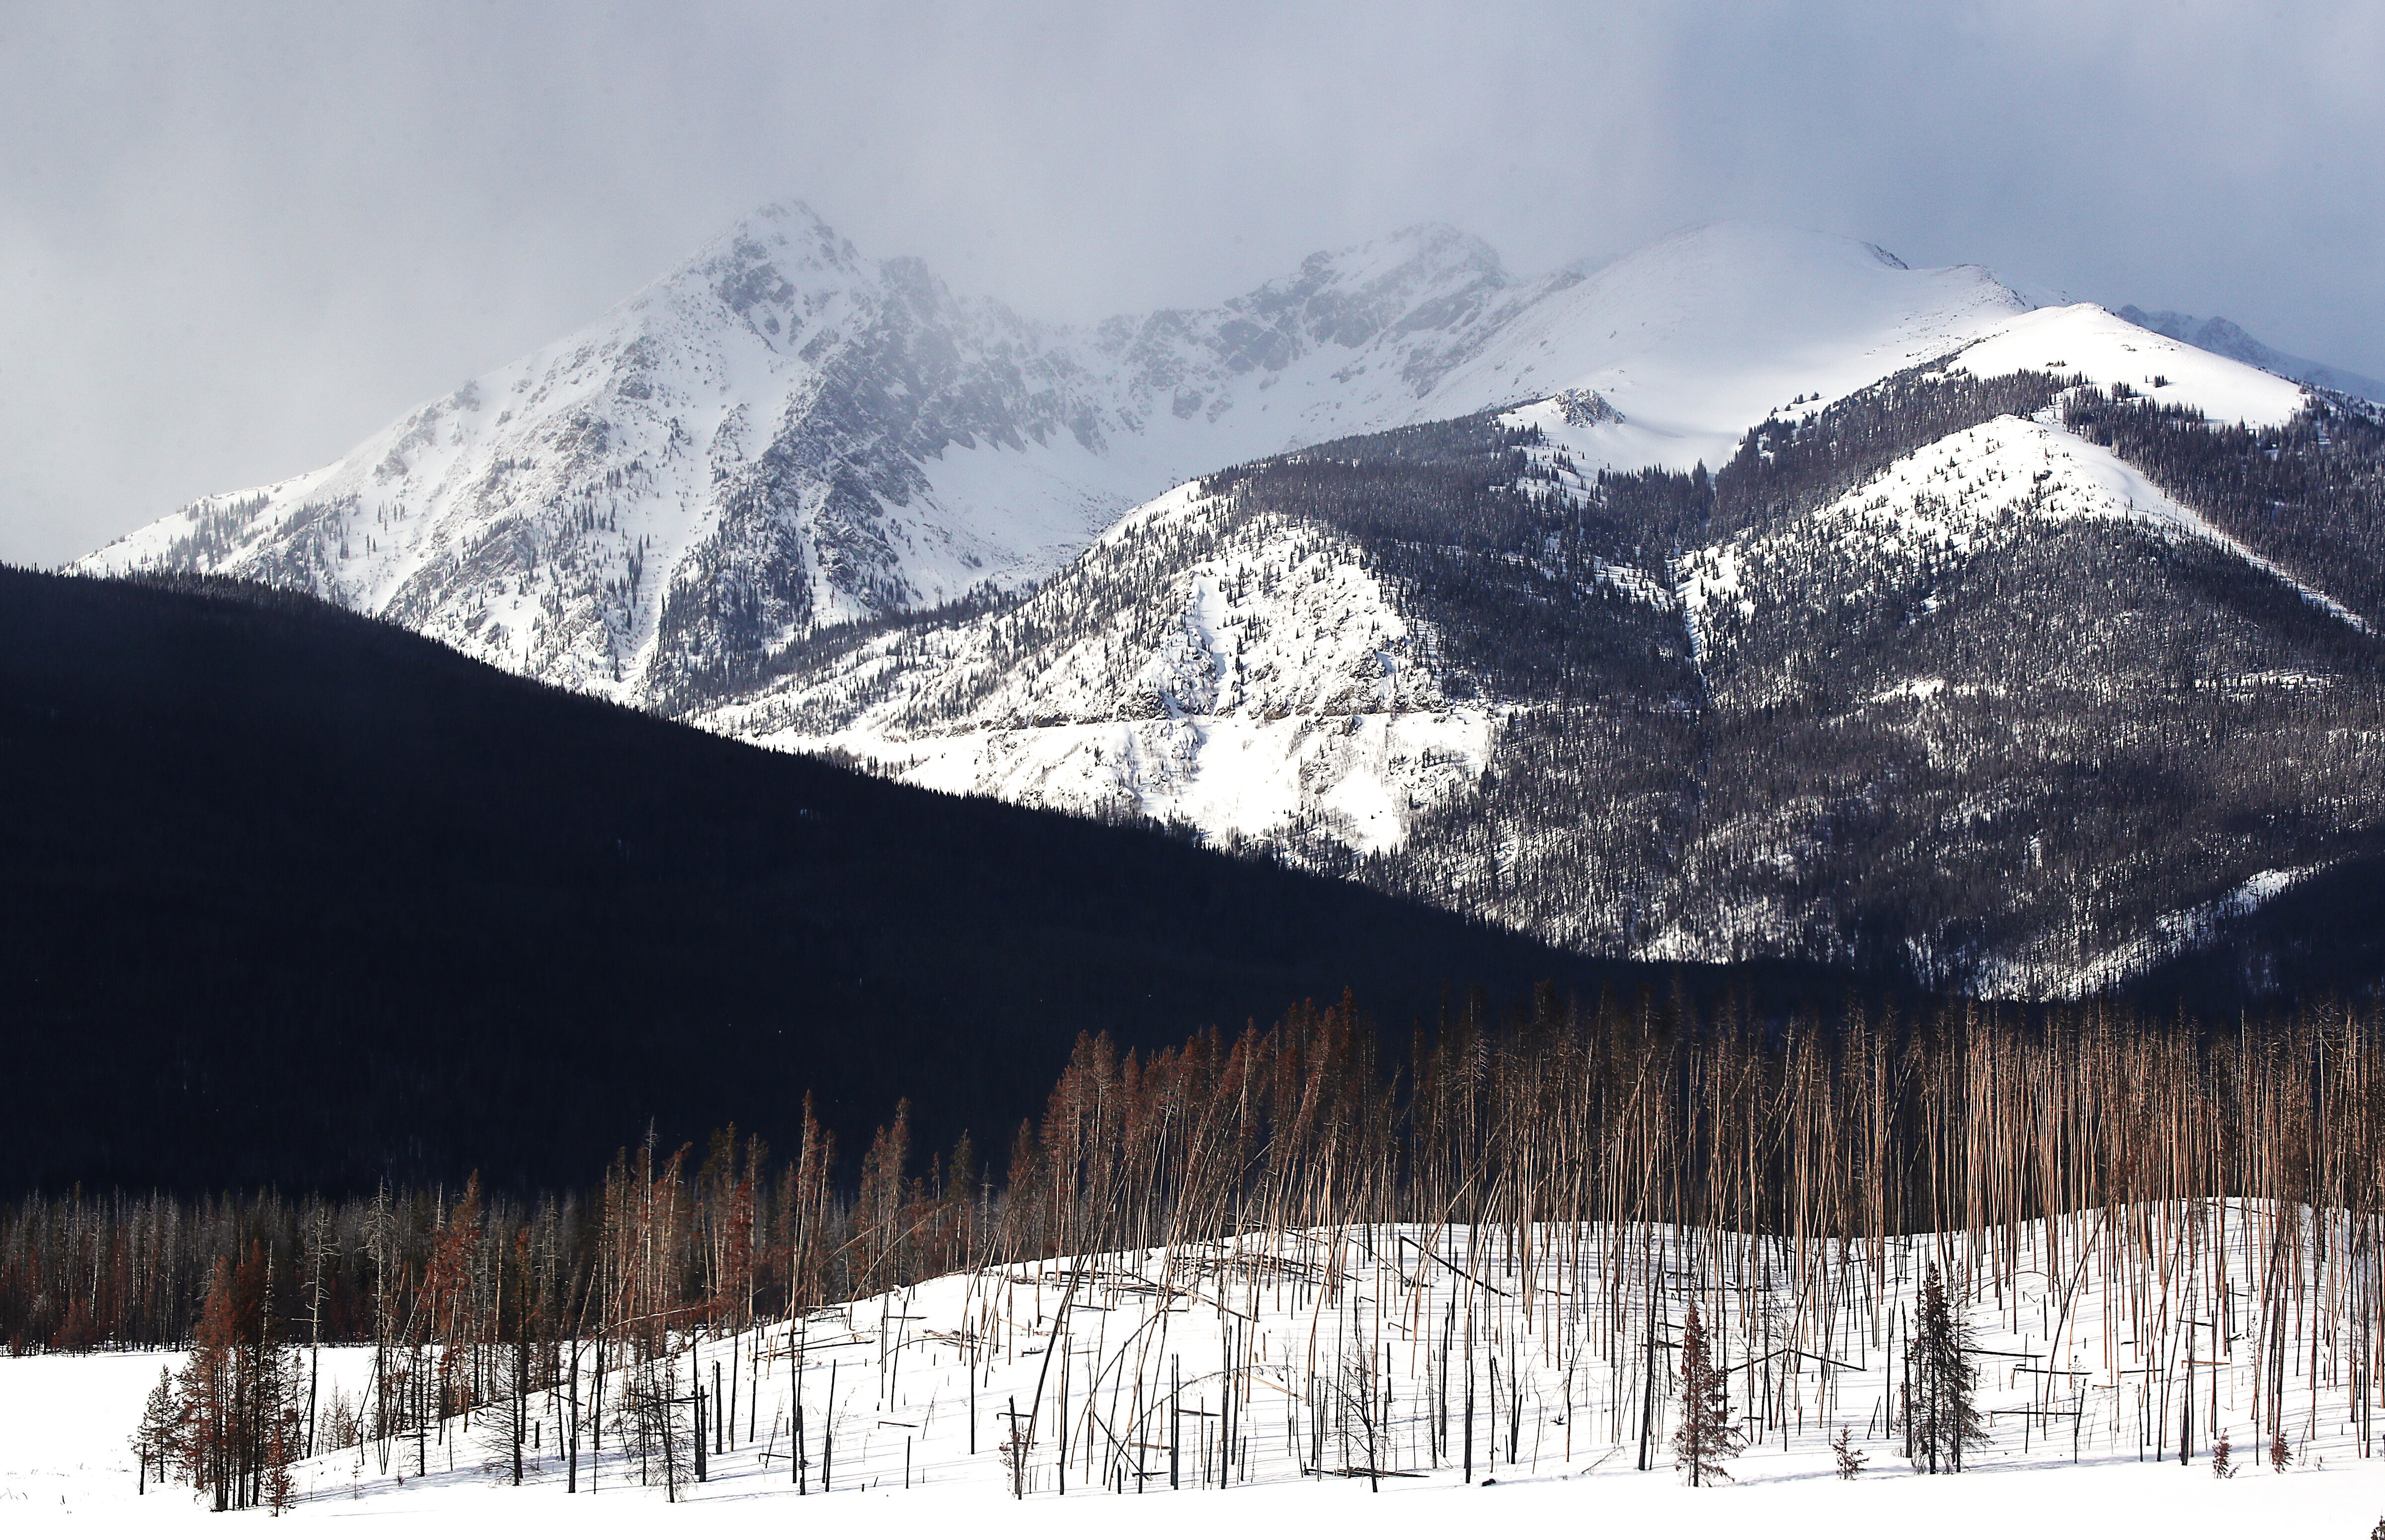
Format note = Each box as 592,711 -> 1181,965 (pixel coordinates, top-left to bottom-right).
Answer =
8,1209 -> 2385,1539
697,479 -> 1506,854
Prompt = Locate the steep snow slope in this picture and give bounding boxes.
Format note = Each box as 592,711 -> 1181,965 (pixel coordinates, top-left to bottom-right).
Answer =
708,334 -> 2385,998
74,211 -> 2031,712
1654,386 -> 2382,992
713,311 -> 2348,855
1422,223 -> 2030,473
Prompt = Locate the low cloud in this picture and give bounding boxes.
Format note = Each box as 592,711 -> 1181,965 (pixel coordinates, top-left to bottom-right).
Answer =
2,0 -> 2375,564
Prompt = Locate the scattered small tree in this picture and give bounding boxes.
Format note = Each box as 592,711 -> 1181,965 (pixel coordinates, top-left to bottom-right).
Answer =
2212,1430 -> 2234,1479
318,1390 -> 363,1455
1832,1423 -> 1867,1479
264,1410 -> 298,1514
1672,1300 -> 1743,1487
2270,1425 -> 2293,1472
617,1356 -> 691,1497
473,1334 -> 538,1483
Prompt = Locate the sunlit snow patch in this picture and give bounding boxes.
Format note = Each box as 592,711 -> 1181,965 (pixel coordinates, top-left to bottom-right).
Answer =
1951,305 -> 2310,428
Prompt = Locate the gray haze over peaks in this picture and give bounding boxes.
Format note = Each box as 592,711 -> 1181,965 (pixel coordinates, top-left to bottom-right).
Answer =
4,0 -> 2381,568
2116,308 -> 2385,404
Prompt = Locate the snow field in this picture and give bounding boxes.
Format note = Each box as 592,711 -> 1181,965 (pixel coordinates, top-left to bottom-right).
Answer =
10,1203 -> 2385,1537
1677,410 -> 2371,677
1953,305 -> 2313,430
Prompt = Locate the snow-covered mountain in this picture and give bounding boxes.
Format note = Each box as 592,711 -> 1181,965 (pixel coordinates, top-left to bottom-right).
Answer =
75,210 -> 2028,705
77,206 -> 2385,998
698,303 -> 2385,996
2118,305 -> 2385,404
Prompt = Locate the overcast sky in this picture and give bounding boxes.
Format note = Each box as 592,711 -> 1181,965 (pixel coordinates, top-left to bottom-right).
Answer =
2,0 -> 2378,567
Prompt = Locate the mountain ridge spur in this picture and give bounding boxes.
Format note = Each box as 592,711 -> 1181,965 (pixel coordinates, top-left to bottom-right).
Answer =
73,205 -> 2385,1001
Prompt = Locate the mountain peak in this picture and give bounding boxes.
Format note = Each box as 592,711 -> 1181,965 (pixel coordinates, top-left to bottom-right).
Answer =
1630,219 -> 1928,271
1380,221 -> 1508,279
65,203 -> 2117,734
687,199 -> 865,282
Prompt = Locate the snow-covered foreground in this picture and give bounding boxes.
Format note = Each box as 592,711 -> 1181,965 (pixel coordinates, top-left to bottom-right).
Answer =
8,1207 -> 2384,1537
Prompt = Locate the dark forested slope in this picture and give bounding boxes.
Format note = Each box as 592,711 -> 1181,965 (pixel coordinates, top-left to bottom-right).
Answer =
0,567 -> 1842,1194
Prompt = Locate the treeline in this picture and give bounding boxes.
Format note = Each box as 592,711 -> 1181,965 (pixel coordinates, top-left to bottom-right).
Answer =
1200,414 -> 1550,551
2064,385 -> 2385,627
8,984 -> 2383,1355
1705,366 -> 2080,542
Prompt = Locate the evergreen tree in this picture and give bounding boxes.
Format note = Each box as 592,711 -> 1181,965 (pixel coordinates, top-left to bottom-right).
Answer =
131,1366 -> 179,1495
1908,1264 -> 1989,1473
1672,1299 -> 1743,1486
1832,1423 -> 1867,1479
181,1256 -> 244,1510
